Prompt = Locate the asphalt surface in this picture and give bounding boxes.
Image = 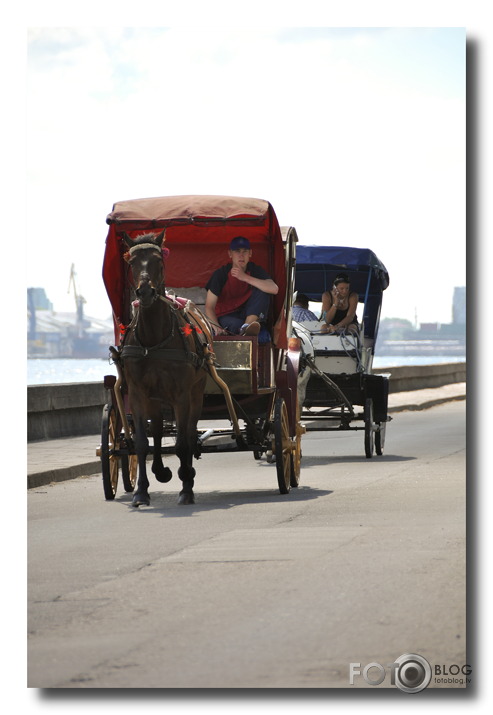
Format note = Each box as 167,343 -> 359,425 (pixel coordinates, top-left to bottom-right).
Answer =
27,383 -> 466,490
27,400 -> 467,689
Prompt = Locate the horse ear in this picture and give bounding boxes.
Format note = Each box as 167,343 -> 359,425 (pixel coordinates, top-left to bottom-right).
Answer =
122,232 -> 133,248
155,229 -> 166,246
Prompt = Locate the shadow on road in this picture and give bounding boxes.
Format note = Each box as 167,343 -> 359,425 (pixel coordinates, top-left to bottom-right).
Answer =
116,484 -> 333,516
300,454 -> 417,468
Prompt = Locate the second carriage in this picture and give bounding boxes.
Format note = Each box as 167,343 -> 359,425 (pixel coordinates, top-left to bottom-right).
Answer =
98,195 -> 305,501
292,245 -> 391,458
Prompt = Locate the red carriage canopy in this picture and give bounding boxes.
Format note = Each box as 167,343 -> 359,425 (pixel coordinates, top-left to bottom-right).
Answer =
103,195 -> 288,346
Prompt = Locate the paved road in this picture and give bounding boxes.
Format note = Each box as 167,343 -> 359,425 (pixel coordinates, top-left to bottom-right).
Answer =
28,401 -> 466,689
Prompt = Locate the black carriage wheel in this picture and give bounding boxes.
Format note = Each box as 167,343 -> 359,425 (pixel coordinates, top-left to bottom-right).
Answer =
248,419 -> 266,461
290,402 -> 303,488
101,404 -> 120,500
364,398 -> 375,459
375,421 -> 386,456
274,397 -> 293,494
122,453 -> 138,492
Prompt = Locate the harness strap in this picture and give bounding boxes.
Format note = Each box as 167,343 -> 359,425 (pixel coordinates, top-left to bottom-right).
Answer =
119,295 -> 211,370
131,307 -> 175,351
120,345 -> 204,368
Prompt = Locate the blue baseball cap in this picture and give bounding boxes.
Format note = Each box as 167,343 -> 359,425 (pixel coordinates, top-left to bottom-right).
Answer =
229,236 -> 251,250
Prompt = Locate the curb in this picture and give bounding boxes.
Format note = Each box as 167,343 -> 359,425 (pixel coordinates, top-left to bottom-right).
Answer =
388,393 -> 466,413
28,461 -> 102,490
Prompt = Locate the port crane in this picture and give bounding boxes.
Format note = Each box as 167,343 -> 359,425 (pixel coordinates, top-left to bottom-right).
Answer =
67,264 -> 86,337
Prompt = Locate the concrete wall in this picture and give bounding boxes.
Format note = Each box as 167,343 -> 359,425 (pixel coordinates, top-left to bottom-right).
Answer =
373,362 -> 466,393
28,382 -> 108,442
28,362 -> 466,442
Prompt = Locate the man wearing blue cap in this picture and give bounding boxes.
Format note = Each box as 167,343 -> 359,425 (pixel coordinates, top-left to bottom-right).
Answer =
205,236 -> 278,337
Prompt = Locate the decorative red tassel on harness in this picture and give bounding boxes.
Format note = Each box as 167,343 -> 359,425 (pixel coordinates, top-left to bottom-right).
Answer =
180,323 -> 203,337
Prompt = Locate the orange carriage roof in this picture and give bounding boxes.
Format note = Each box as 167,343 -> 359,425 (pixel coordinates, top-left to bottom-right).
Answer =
106,195 -> 271,227
103,195 -> 288,346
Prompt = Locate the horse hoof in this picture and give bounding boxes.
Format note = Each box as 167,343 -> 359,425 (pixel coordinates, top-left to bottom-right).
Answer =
178,492 -> 195,505
154,466 -> 172,483
132,494 -> 150,507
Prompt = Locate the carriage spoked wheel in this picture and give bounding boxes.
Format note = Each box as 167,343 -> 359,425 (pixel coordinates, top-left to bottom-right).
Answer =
290,402 -> 304,488
364,397 -> 375,459
375,421 -> 386,456
121,450 -> 138,492
101,403 -> 121,500
273,397 -> 294,494
118,415 -> 138,492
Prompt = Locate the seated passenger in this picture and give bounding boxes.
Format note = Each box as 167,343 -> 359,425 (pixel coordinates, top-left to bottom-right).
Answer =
205,236 -> 278,339
291,292 -> 319,322
320,273 -> 359,335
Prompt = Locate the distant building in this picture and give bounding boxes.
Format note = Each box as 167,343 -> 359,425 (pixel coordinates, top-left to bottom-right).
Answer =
377,286 -> 465,357
453,287 -> 466,325
27,287 -> 114,358
27,287 -> 53,311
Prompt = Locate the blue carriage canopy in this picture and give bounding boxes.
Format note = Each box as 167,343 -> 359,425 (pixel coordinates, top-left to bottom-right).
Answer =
295,245 -> 390,340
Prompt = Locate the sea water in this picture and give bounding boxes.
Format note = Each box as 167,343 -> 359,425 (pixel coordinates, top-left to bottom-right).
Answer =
27,355 -> 466,386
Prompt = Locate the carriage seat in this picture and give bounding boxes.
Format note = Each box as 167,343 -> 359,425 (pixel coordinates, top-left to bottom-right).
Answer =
293,318 -> 374,373
168,286 -> 272,343
167,286 -> 207,312
294,319 -> 325,334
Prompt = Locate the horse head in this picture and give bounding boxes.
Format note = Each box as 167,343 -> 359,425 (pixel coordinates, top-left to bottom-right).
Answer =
122,230 -> 166,307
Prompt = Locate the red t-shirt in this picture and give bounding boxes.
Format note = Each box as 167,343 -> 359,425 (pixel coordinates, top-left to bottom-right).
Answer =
205,262 -> 270,317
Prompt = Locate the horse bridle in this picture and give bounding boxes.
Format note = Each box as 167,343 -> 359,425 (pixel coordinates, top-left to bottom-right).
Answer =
126,242 -> 166,303
126,242 -> 163,257
121,242 -> 204,368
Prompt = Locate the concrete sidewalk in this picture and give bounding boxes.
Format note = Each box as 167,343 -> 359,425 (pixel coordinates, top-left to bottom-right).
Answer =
27,383 -> 466,489
387,381 -> 466,413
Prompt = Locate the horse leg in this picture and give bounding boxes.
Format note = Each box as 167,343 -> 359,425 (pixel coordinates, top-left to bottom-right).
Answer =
175,380 -> 205,505
175,413 -> 195,505
150,415 -> 172,483
176,436 -> 196,505
132,415 -> 151,507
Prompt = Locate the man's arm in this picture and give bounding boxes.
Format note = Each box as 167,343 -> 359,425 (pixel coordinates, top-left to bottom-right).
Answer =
230,266 -> 279,295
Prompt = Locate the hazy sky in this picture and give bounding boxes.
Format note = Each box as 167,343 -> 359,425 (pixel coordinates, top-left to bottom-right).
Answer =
13,5 -> 492,711
27,25 -> 465,325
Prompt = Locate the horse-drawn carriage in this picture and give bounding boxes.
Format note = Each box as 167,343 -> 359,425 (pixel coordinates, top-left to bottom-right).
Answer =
292,245 -> 391,458
98,195 -> 304,505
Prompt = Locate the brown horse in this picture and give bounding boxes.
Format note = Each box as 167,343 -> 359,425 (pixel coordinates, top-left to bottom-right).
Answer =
120,230 -> 207,506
